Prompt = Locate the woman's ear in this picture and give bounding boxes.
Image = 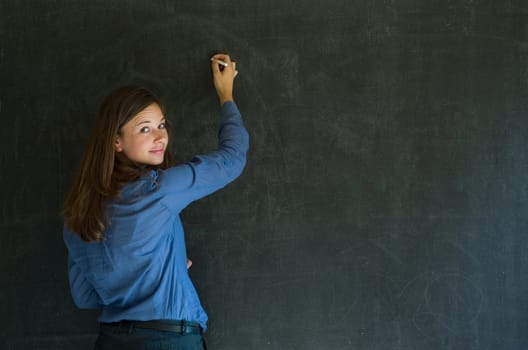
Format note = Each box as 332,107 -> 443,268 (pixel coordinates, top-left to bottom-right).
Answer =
115,137 -> 123,152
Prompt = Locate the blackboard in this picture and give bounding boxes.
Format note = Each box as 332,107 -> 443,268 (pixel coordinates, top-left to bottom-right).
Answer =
2,1 -> 528,349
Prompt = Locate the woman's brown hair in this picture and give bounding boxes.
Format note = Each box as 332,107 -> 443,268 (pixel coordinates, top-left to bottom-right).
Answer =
63,86 -> 174,242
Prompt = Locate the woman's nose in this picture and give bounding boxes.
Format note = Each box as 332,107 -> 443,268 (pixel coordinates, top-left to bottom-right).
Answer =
154,129 -> 167,141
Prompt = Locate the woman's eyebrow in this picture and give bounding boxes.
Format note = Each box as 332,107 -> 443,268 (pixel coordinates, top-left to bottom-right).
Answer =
135,119 -> 153,127
135,117 -> 165,127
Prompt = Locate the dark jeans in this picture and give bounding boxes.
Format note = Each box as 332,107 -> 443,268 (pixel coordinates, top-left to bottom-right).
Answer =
94,323 -> 207,350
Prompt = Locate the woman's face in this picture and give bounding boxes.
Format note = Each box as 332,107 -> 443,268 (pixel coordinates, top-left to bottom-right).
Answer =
115,103 -> 168,165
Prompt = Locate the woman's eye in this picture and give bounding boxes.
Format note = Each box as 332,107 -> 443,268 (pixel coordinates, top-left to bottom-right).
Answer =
159,123 -> 166,129
140,126 -> 150,133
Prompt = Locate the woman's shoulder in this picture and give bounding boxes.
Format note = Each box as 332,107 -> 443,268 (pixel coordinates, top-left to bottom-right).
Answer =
155,163 -> 196,193
117,170 -> 160,199
121,165 -> 195,196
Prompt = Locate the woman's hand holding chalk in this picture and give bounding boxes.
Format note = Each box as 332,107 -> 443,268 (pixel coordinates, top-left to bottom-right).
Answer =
211,57 -> 229,67
211,53 -> 237,105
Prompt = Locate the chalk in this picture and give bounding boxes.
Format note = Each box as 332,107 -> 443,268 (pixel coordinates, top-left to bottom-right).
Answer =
210,57 -> 228,67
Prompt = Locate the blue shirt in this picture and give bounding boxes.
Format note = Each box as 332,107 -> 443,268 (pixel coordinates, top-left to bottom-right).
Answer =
63,102 -> 249,330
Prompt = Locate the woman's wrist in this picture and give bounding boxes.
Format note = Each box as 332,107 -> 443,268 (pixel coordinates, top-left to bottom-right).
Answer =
219,94 -> 234,106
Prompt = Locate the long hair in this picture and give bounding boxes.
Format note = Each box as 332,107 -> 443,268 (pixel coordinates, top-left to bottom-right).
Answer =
63,86 -> 174,242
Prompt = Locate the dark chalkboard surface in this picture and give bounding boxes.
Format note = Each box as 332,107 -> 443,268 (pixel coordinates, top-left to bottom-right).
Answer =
2,1 -> 528,349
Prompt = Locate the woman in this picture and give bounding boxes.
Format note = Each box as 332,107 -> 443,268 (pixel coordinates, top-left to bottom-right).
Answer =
62,54 -> 248,350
